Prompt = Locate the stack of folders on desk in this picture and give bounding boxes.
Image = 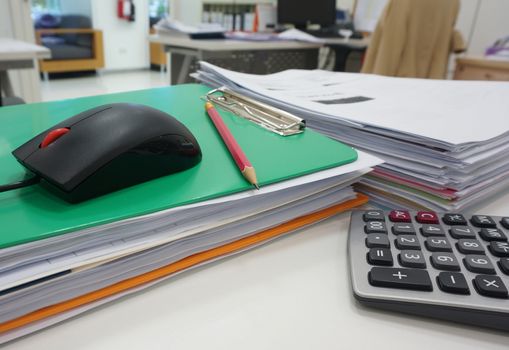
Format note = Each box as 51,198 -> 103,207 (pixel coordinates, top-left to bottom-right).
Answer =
0,84 -> 380,343
194,62 -> 509,211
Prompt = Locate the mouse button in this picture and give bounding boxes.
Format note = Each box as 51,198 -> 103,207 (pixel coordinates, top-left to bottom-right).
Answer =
40,128 -> 70,148
21,152 -> 75,190
23,126 -> 123,190
65,106 -> 113,127
11,106 -> 113,162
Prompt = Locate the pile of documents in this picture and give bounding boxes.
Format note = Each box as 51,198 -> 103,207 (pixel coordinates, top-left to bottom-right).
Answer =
194,62 -> 509,211
154,17 -> 226,38
0,84 -> 380,343
224,29 -> 325,43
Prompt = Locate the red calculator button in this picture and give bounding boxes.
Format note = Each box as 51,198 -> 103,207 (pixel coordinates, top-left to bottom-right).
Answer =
416,211 -> 439,224
389,210 -> 411,223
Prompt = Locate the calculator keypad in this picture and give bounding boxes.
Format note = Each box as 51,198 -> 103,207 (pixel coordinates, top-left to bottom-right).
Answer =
357,210 -> 509,300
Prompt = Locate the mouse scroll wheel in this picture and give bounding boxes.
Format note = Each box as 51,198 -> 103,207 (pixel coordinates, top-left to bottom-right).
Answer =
40,128 -> 70,148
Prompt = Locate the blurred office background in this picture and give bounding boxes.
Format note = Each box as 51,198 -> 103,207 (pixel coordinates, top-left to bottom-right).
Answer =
1,0 -> 508,105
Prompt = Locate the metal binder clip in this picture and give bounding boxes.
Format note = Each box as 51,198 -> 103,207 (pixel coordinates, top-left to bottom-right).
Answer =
205,87 -> 306,136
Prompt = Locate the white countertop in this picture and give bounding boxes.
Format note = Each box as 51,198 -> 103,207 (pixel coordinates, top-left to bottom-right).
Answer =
5,190 -> 509,349
0,38 -> 50,61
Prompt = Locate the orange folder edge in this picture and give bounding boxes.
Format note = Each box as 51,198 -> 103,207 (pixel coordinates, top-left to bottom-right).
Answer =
0,194 -> 367,333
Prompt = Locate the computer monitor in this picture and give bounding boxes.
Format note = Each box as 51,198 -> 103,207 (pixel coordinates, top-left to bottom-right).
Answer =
277,0 -> 336,29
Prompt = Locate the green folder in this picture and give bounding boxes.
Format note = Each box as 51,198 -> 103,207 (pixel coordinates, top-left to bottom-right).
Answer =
0,84 -> 357,249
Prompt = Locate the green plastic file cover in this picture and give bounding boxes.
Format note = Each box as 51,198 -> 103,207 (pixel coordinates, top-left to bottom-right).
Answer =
0,84 -> 357,248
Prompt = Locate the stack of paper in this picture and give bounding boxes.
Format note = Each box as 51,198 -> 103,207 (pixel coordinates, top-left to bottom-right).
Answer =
224,29 -> 325,43
194,62 -> 509,211
0,84 -> 380,343
154,17 -> 226,38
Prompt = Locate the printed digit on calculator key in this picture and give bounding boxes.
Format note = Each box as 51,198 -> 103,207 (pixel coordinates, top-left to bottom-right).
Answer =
430,253 -> 460,271
365,221 -> 387,234
392,223 -> 416,235
420,224 -> 445,237
449,226 -> 476,239
395,235 -> 421,250
457,239 -> 485,254
363,210 -> 385,222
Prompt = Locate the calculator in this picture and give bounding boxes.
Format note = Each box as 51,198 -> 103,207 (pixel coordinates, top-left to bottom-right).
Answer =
348,210 -> 509,331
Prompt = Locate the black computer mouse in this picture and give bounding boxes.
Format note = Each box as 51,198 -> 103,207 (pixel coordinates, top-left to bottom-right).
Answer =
12,103 -> 202,203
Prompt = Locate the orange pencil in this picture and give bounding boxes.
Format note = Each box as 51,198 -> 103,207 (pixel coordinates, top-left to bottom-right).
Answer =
205,102 -> 259,189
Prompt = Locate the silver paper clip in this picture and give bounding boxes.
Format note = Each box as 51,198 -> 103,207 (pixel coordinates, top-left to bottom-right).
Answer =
205,87 -> 306,136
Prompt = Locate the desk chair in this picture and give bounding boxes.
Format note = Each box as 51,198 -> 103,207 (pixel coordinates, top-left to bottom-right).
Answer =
361,0 -> 464,79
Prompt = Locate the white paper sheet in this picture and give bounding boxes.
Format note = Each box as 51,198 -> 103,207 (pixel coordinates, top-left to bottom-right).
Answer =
197,62 -> 509,146
0,151 -> 382,293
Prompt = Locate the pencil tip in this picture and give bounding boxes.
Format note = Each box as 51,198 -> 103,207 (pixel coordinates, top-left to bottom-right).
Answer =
254,184 -> 260,190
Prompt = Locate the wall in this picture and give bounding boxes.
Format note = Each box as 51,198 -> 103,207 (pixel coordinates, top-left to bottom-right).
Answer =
91,0 -> 149,70
170,0 -> 202,25
60,0 -> 92,17
466,0 -> 509,55
0,1 -> 13,37
336,0 -> 355,12
0,0 -> 42,103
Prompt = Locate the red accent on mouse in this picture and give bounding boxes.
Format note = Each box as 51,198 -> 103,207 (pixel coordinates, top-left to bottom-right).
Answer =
40,128 -> 70,148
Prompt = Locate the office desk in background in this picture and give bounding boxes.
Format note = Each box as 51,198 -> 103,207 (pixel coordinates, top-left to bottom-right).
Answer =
0,38 -> 50,106
323,37 -> 370,72
5,192 -> 509,349
149,35 -> 323,85
454,56 -> 509,81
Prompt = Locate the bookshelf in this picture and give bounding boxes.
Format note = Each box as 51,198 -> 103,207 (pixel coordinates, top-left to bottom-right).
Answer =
202,2 -> 275,31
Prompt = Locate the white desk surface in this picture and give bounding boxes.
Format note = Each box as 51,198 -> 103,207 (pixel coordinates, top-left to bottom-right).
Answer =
0,38 -> 50,61
149,35 -> 323,51
149,34 -> 369,52
323,36 -> 371,48
5,192 -> 509,349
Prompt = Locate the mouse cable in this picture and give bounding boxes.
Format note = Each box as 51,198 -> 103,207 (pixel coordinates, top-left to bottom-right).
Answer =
0,175 -> 41,193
